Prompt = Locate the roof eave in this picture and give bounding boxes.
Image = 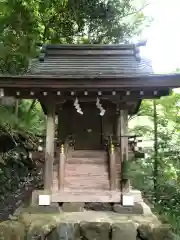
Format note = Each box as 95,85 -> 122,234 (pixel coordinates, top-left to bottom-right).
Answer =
0,73 -> 180,88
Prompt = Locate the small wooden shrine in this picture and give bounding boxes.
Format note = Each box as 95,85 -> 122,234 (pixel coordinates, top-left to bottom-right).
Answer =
0,43 -> 180,205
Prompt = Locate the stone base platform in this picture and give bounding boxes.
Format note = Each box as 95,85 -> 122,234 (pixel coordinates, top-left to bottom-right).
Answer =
31,189 -> 143,206
2,209 -> 174,240
30,189 -> 148,215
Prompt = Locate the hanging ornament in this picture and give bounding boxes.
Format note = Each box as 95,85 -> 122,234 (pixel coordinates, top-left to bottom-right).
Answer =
74,98 -> 83,115
96,97 -> 106,116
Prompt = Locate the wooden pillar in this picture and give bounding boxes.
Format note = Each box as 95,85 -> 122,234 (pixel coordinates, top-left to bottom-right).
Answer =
116,110 -> 121,142
116,107 -> 121,191
59,144 -> 65,190
109,144 -> 116,190
57,111 -> 61,144
44,103 -> 55,191
120,109 -> 130,193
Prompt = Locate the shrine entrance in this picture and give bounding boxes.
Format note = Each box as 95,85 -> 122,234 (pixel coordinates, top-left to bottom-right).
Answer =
72,102 -> 102,150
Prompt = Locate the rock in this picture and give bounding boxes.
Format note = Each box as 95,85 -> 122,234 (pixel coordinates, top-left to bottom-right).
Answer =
26,217 -> 57,240
140,202 -> 153,216
17,205 -> 61,215
137,224 -> 153,240
112,221 -> 137,240
113,203 -> 143,214
62,202 -> 84,212
113,201 -> 154,216
138,223 -> 174,240
8,214 -> 18,221
138,223 -> 153,239
80,221 -> 110,240
13,206 -> 25,217
152,224 -> 174,240
12,207 -> 163,239
84,203 -> 113,211
18,212 -> 60,239
0,221 -> 25,240
53,223 -> 80,240
130,214 -> 160,226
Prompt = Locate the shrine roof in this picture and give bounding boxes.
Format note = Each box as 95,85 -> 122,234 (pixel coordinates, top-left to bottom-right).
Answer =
0,43 -> 180,91
27,43 -> 154,77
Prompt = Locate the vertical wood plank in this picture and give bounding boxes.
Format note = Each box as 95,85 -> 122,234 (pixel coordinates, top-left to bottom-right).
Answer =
120,109 -> 130,193
116,107 -> 121,190
110,145 -> 116,190
59,144 -> 65,190
44,103 -> 55,191
57,111 -> 61,144
116,110 -> 121,143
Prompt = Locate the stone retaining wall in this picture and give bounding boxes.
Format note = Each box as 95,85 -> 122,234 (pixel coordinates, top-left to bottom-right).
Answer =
0,208 -> 174,240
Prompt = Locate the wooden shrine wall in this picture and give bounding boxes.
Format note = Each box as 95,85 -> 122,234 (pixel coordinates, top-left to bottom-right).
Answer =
58,101 -> 117,149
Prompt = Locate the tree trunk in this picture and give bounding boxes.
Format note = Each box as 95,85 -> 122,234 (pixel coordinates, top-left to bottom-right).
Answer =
27,100 -> 36,115
25,100 -> 37,122
15,99 -> 19,117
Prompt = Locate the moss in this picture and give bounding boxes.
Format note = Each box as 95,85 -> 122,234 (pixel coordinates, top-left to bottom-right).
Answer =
0,221 -> 25,240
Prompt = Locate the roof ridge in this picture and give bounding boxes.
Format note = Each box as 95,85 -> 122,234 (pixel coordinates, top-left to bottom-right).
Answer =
37,43 -> 146,62
36,42 -> 148,64
44,44 -> 135,50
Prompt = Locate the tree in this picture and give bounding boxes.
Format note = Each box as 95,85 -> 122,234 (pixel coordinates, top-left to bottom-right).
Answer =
129,91 -> 180,234
0,0 -> 150,73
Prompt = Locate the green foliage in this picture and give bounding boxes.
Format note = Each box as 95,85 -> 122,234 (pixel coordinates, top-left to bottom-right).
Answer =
0,0 -> 149,73
130,90 -> 180,235
0,100 -> 45,141
18,100 -> 45,134
0,146 -> 40,206
0,99 -> 44,208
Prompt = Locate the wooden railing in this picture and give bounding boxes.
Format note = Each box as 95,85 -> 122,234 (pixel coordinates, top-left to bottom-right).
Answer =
58,135 -> 72,190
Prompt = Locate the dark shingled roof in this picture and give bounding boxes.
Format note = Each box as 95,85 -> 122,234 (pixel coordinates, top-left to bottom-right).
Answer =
28,43 -> 154,78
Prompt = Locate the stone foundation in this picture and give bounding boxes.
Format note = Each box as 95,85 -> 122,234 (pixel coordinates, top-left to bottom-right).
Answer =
31,188 -> 151,215
31,189 -> 143,209
30,189 -> 143,206
62,202 -> 85,212
0,208 -> 174,240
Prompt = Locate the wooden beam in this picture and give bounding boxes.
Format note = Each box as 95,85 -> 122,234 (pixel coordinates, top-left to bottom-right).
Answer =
0,75 -> 180,88
51,190 -> 142,202
51,190 -> 122,202
3,88 -> 170,103
44,103 -> 55,191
